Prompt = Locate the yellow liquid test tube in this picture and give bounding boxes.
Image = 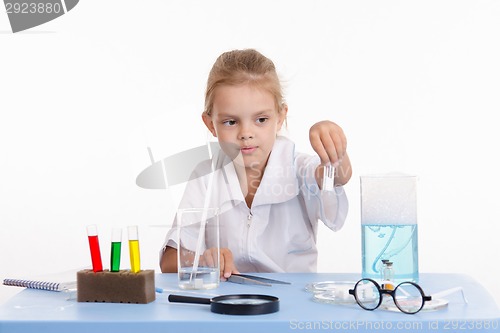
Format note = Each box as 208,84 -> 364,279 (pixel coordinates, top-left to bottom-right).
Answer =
128,226 -> 141,273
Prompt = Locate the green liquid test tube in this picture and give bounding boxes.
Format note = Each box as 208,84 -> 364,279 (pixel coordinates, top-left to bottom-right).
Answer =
110,228 -> 122,272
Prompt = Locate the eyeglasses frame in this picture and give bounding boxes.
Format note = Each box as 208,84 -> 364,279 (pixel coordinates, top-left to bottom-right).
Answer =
348,278 -> 432,314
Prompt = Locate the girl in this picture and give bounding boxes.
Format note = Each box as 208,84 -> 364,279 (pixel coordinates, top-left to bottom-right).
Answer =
160,49 -> 352,279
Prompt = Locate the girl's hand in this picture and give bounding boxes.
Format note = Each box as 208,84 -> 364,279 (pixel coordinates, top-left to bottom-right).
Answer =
309,120 -> 347,166
202,247 -> 239,281
309,120 -> 352,186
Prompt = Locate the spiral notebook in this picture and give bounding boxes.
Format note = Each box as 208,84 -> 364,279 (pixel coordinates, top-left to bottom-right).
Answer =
3,271 -> 77,292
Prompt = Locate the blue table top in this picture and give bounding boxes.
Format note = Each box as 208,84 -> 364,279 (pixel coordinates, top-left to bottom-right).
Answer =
0,273 -> 499,333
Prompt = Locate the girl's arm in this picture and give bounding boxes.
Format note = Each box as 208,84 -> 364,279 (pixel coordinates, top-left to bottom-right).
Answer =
334,153 -> 352,186
160,246 -> 177,273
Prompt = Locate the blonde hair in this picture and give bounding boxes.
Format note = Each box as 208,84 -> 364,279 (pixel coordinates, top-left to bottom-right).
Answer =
204,49 -> 285,116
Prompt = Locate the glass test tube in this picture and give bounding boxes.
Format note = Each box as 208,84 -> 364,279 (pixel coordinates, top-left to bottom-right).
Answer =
110,228 -> 122,272
322,164 -> 335,191
87,225 -> 103,272
128,225 -> 141,273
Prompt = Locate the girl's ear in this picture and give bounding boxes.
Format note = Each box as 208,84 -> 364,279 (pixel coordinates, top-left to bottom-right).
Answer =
202,113 -> 217,137
277,103 -> 288,131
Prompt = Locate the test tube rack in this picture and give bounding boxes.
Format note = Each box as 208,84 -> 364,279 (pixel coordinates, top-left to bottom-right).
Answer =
77,269 -> 155,304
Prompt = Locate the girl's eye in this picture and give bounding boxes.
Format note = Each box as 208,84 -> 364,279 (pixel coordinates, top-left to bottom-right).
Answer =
223,120 -> 237,126
256,117 -> 268,124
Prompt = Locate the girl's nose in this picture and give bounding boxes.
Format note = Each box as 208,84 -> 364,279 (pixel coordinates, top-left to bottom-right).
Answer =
238,123 -> 254,140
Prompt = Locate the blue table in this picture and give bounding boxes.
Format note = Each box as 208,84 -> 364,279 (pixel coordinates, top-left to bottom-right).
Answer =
1,273 -> 499,333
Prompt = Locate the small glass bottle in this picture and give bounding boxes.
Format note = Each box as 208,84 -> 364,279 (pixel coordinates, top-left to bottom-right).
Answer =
380,259 -> 389,278
381,260 -> 395,291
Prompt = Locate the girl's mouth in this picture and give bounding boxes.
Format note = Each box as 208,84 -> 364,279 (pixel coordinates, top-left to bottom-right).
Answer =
241,146 -> 257,154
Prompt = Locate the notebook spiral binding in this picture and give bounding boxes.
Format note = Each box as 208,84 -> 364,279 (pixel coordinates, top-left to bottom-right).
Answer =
3,278 -> 70,292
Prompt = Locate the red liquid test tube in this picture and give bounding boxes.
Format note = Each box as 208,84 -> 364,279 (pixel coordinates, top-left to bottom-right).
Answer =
87,225 -> 103,272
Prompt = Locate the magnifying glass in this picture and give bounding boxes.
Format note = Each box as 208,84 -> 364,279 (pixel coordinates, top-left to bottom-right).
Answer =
168,294 -> 279,315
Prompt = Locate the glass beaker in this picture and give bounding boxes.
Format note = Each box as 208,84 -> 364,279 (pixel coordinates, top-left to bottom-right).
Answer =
360,174 -> 419,283
177,208 -> 220,289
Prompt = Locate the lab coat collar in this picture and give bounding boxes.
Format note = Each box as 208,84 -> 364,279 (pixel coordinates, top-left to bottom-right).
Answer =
213,136 -> 300,209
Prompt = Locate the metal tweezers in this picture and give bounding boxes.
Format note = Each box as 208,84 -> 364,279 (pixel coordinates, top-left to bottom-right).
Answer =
227,274 -> 291,286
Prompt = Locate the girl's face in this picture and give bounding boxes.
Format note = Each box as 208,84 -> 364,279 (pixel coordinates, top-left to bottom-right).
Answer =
203,84 -> 286,172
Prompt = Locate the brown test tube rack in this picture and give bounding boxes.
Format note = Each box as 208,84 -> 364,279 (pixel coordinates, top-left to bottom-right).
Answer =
77,269 -> 155,304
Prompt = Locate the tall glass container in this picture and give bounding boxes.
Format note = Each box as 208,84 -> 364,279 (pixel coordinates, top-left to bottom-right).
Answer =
360,174 -> 419,282
177,208 -> 220,290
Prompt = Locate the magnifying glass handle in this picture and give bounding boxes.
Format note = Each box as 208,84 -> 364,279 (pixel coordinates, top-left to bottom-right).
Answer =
168,294 -> 211,305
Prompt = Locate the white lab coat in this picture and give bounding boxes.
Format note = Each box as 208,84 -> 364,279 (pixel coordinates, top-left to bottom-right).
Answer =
161,136 -> 348,272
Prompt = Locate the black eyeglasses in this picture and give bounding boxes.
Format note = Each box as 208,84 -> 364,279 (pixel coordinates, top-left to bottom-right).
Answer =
348,278 -> 432,314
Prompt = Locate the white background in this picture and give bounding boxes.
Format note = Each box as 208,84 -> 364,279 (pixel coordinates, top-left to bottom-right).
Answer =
1,0 -> 499,306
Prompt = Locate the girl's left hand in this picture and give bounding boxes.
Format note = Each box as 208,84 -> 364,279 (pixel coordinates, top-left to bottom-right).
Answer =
309,120 -> 347,166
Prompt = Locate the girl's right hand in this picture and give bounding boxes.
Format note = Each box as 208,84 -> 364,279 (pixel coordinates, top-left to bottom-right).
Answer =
220,248 -> 239,280
202,247 -> 239,280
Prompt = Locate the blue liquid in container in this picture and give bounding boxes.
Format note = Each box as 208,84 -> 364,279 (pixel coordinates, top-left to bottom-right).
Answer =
362,224 -> 419,283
